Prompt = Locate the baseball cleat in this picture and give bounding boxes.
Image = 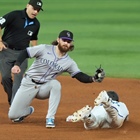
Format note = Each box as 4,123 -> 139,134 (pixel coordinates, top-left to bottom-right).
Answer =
94,90 -> 109,106
66,105 -> 92,122
46,118 -> 55,128
12,106 -> 34,122
12,117 -> 24,122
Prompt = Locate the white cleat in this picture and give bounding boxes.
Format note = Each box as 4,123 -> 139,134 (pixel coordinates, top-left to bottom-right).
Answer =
94,90 -> 109,106
66,105 -> 92,122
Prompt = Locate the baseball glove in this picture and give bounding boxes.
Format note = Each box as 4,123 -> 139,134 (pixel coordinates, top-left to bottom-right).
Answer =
93,65 -> 105,83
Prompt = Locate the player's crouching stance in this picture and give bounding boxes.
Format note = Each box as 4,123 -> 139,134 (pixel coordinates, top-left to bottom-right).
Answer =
66,90 -> 129,130
8,30 -> 105,128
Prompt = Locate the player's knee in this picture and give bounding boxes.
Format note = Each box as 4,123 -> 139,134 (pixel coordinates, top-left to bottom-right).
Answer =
8,111 -> 15,120
8,108 -> 19,120
51,80 -> 61,90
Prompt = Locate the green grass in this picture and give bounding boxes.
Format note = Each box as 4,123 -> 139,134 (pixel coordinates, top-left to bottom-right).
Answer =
1,0 -> 140,78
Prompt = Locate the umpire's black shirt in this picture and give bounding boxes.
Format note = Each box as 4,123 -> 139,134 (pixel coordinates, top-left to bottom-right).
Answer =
0,9 -> 40,50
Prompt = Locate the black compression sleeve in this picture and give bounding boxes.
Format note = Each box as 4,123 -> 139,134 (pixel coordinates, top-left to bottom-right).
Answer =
14,49 -> 29,66
73,72 -> 93,83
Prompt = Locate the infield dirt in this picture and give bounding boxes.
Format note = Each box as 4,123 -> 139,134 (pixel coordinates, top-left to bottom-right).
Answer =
0,76 -> 140,140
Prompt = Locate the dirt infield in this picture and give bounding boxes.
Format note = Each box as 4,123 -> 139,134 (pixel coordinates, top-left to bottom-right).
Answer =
0,76 -> 140,140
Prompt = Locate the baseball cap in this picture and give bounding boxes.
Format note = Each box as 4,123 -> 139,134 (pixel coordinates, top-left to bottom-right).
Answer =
28,0 -> 43,11
59,30 -> 74,41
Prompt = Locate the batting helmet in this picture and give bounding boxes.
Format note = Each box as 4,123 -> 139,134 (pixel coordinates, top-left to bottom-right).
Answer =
107,91 -> 119,101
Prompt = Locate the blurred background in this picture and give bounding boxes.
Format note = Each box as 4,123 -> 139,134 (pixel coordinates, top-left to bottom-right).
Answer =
1,0 -> 140,78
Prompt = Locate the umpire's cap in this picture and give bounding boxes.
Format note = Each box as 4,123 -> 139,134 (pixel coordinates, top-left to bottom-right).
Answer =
28,0 -> 43,11
107,91 -> 119,101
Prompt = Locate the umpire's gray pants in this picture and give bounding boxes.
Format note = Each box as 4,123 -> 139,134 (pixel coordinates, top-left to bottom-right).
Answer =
0,48 -> 27,105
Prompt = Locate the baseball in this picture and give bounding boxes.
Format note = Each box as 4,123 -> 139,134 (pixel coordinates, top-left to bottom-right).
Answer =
98,73 -> 102,77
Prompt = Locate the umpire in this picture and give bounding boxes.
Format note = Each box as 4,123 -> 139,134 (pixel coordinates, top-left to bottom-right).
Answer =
0,0 -> 43,105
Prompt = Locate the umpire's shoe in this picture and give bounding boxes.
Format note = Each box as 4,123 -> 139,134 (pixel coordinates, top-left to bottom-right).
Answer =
12,106 -> 34,122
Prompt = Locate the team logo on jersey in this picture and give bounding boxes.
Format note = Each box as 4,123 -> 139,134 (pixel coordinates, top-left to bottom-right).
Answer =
27,31 -> 33,36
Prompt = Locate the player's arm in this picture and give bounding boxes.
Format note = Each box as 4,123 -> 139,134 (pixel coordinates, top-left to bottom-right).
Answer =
73,72 -> 94,83
11,49 -> 29,74
73,67 -> 105,83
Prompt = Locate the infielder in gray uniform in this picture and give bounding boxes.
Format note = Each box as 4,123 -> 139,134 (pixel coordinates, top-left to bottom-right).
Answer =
8,30 -> 105,128
66,90 -> 129,130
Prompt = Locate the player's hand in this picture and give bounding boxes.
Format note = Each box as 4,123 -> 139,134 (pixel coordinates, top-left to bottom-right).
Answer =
93,65 -> 105,83
11,65 -> 21,74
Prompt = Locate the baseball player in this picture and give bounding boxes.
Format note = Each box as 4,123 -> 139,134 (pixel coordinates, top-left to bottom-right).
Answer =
66,90 -> 129,130
0,0 -> 43,105
8,30 -> 105,128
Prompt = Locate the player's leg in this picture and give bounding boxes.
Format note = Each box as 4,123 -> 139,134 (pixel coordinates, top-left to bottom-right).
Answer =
66,105 -> 92,122
36,79 -> 61,128
11,59 -> 28,103
94,91 -> 128,128
83,106 -> 110,129
8,77 -> 39,121
65,104 -> 109,130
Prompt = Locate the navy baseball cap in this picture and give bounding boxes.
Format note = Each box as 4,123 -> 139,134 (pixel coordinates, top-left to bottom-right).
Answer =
28,0 -> 43,11
59,30 -> 74,41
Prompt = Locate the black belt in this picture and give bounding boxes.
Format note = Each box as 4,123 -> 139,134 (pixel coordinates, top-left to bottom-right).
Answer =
2,41 -> 22,50
8,47 -> 22,51
31,79 -> 45,85
24,74 -> 45,85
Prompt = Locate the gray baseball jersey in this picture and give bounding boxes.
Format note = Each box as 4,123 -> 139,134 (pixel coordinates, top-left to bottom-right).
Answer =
26,44 -> 81,83
8,44 -> 82,121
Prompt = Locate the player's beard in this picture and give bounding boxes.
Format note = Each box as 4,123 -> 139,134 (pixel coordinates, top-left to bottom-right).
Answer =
58,44 -> 70,53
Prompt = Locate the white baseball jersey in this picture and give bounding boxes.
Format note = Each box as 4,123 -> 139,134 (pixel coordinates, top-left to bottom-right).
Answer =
26,44 -> 81,83
84,100 -> 129,129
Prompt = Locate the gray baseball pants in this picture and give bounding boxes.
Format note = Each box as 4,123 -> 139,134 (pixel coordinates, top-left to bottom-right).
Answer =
8,76 -> 61,120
